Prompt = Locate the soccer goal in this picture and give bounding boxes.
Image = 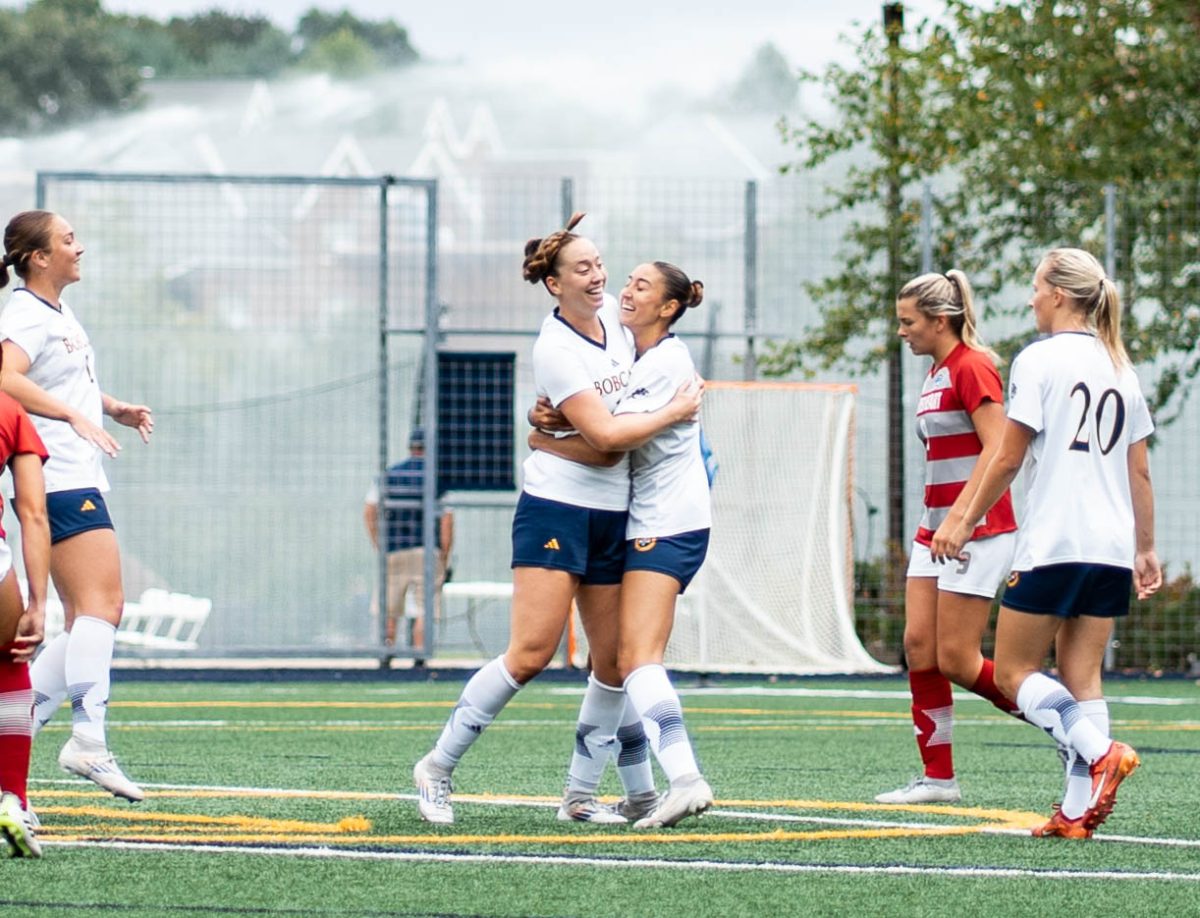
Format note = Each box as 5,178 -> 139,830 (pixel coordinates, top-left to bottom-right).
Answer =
664,382 -> 891,675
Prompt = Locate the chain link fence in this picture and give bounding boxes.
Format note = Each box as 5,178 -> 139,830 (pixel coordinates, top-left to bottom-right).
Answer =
20,171 -> 1200,672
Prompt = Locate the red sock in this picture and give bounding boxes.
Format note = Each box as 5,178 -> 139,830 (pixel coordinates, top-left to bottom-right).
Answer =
909,667 -> 955,780
970,657 -> 1020,715
0,654 -> 33,808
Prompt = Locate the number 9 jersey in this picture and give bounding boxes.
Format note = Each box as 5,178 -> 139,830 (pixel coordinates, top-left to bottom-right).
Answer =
1006,331 -> 1153,571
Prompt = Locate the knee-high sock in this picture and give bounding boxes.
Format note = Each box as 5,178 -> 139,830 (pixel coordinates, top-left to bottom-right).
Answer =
909,667 -> 955,780
624,663 -> 699,784
1015,672 -> 1110,763
1061,698 -> 1110,819
970,658 -> 1021,716
30,630 -> 69,735
564,676 -> 625,795
65,616 -> 117,747
0,656 -> 33,807
431,655 -> 520,771
615,696 -> 656,796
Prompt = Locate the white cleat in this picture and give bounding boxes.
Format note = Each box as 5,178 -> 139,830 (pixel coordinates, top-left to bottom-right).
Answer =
0,792 -> 43,858
58,736 -> 145,802
413,753 -> 454,825
874,775 -> 961,804
556,792 -> 628,825
634,775 -> 713,829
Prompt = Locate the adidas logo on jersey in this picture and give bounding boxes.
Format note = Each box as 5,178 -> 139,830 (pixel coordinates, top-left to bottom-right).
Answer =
80,499 -> 97,512
543,538 -> 561,550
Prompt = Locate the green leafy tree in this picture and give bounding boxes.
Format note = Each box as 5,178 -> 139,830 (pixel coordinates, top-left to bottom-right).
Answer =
296,8 -> 418,68
0,0 -> 141,131
164,10 -> 292,77
301,26 -> 378,77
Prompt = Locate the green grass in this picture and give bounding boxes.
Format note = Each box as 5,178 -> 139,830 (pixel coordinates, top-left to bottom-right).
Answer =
5,674 -> 1199,917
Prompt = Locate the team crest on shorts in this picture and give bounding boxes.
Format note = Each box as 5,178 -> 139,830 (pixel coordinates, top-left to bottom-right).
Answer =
1006,571 -> 1020,587
634,538 -> 657,552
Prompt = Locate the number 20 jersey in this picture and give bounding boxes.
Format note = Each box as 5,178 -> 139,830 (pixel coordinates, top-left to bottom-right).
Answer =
1006,331 -> 1153,571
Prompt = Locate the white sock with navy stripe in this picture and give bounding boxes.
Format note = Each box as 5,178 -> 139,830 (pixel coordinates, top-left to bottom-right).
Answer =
625,663 -> 699,785
564,676 -> 624,795
30,630 -> 70,734
1061,698 -> 1110,819
431,655 -> 520,771
1015,672 -> 1110,764
65,616 -> 117,747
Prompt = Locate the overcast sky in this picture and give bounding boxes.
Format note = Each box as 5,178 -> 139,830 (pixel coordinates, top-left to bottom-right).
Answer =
78,0 -> 947,95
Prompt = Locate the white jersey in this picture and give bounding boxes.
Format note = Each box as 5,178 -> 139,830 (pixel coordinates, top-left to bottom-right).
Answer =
0,288 -> 108,493
521,294 -> 634,511
1006,332 -> 1153,571
616,335 -> 710,538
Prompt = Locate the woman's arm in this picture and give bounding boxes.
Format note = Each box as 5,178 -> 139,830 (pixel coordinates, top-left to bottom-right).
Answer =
930,417 -> 1033,563
9,452 -> 49,662
941,399 -> 1006,520
0,340 -> 123,458
102,393 -> 154,444
528,429 -> 623,467
558,377 -> 702,452
1128,437 -> 1161,599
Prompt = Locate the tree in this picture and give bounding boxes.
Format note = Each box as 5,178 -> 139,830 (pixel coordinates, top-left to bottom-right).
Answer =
724,43 -> 800,113
296,8 -> 418,68
302,26 -> 377,78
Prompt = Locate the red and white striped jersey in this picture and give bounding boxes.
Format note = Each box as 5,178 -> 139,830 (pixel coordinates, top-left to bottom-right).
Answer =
914,343 -> 1016,546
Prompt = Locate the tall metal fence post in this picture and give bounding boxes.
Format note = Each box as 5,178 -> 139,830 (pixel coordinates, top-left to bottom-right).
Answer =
744,180 -> 758,381
1103,181 -> 1117,673
376,177 -> 391,662
421,179 -> 440,664
560,177 -> 575,226
920,181 -> 934,274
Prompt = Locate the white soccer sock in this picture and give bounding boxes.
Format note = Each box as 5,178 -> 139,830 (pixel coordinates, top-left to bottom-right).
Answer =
30,631 -> 70,735
624,663 -> 699,784
65,616 -> 117,747
1015,672 -> 1110,764
615,696 -> 656,797
564,676 -> 625,795
431,655 -> 520,771
1061,698 -> 1110,819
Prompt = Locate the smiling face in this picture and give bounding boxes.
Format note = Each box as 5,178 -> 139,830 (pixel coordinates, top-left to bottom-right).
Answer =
36,215 -> 84,288
544,237 -> 606,314
895,296 -> 943,357
618,262 -> 677,332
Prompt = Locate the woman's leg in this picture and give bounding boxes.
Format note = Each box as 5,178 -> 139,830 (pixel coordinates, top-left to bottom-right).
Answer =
935,590 -> 1019,715
0,571 -> 34,816
1053,617 -> 1118,820
877,576 -> 961,802
46,528 -> 142,801
414,566 -> 576,824
618,570 -> 712,828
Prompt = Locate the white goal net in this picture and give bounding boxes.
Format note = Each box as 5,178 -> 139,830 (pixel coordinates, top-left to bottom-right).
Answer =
664,382 -> 891,674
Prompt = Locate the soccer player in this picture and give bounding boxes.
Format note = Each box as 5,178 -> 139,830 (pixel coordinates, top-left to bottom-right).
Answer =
876,270 -> 1021,804
0,211 -> 153,802
531,260 -> 714,828
411,215 -> 700,825
0,336 -> 50,858
932,247 -> 1159,837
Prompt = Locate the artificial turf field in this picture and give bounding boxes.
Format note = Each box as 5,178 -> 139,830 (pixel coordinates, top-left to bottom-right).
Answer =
4,673 -> 1198,917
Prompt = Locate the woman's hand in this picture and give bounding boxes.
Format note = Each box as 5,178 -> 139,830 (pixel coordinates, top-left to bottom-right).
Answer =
667,374 -> 704,424
69,414 -> 123,458
10,600 -> 45,663
528,397 -> 571,433
930,517 -> 971,565
108,400 -> 154,444
1134,549 -> 1162,600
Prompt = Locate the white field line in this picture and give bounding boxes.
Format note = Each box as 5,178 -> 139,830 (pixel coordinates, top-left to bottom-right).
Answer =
38,839 -> 1200,881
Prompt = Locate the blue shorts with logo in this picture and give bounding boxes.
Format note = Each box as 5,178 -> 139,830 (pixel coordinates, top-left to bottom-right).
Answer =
1002,562 -> 1132,619
511,492 -> 627,585
624,528 -> 710,593
47,488 -> 115,545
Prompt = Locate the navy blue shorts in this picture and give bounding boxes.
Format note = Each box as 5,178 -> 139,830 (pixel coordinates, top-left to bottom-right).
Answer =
623,528 -> 710,593
47,488 -> 115,545
1002,563 -> 1132,619
511,492 -> 627,585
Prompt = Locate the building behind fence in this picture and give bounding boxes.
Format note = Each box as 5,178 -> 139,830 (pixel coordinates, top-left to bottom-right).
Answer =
17,170 -> 1200,673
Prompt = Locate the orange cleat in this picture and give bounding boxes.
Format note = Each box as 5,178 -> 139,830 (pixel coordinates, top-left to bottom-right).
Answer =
1084,741 -> 1139,830
1032,804 -> 1093,839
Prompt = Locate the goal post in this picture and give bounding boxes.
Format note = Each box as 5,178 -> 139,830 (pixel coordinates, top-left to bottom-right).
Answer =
664,381 -> 892,674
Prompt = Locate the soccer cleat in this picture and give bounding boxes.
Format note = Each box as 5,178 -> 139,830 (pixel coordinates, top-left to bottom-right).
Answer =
556,792 -> 628,825
58,736 -> 144,802
413,753 -> 454,825
1032,804 -> 1093,840
1083,740 -> 1139,829
612,790 -> 661,822
0,792 -> 43,858
874,775 -> 961,805
633,775 -> 713,829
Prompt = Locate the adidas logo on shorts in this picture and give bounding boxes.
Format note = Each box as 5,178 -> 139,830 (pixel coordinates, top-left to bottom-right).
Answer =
543,538 -> 561,550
